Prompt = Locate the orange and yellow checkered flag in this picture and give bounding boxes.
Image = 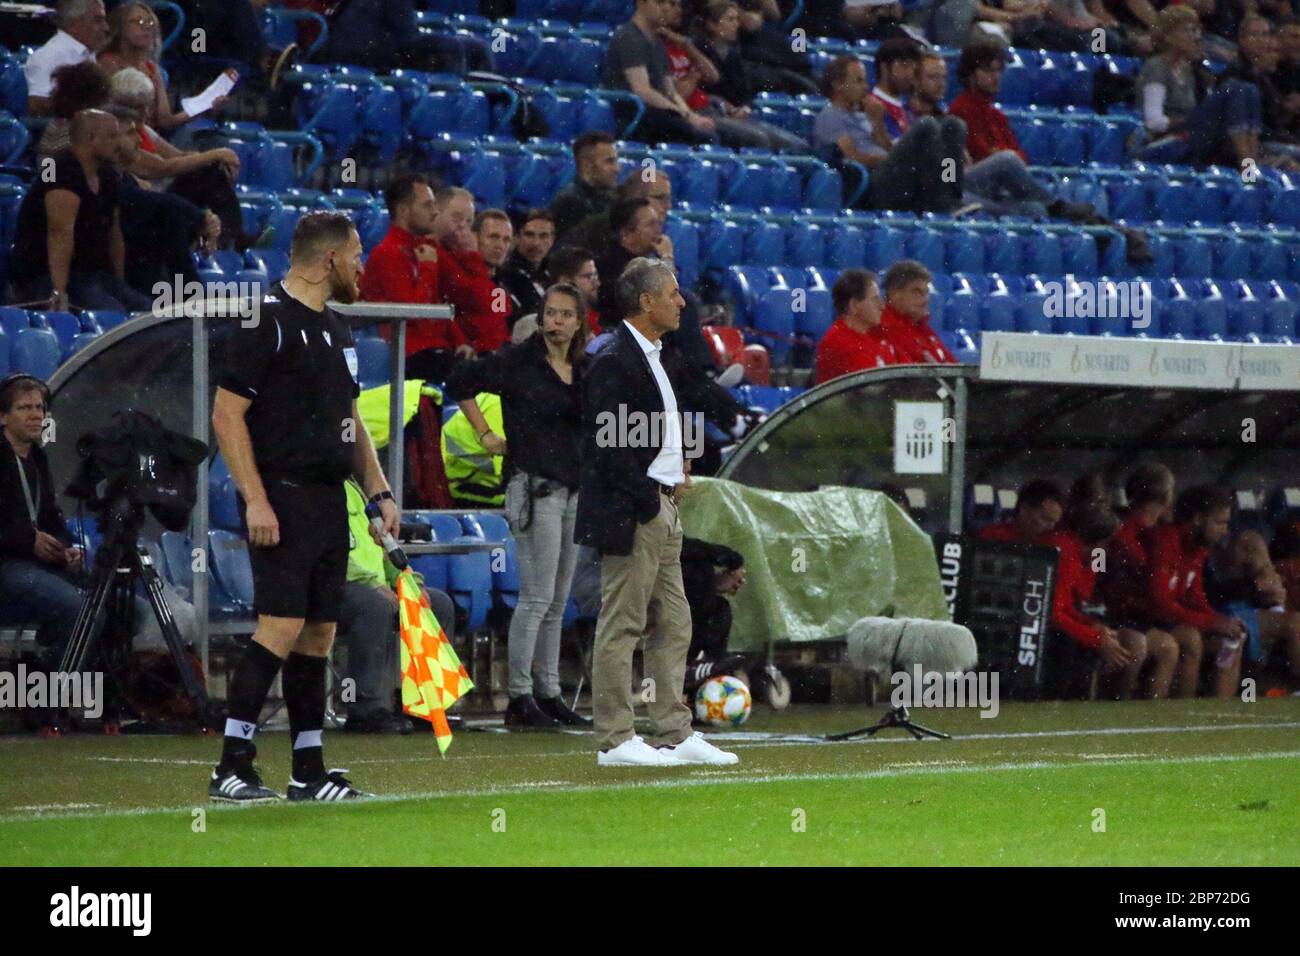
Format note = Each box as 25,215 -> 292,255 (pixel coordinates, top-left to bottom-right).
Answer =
397,570 -> 473,755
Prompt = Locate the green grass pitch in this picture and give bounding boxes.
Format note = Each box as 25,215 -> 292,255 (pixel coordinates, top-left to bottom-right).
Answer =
1,699 -> 1297,866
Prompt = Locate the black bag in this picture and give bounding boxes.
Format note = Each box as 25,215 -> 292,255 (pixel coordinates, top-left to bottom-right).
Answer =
467,71 -> 550,141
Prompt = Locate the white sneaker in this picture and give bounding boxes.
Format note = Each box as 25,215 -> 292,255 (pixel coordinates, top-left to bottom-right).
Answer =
658,731 -> 739,766
597,735 -> 684,767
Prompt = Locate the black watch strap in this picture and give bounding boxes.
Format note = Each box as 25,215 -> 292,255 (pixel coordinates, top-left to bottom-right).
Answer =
369,490 -> 394,505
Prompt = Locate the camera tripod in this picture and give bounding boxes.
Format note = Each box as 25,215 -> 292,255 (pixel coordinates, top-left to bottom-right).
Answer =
59,496 -> 214,730
826,704 -> 951,742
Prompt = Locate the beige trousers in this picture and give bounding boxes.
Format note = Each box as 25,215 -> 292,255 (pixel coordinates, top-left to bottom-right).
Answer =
591,493 -> 694,751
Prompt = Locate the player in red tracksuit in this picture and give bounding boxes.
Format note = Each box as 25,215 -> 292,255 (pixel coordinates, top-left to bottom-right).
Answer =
1144,486 -> 1245,698
878,260 -> 957,365
1098,461 -> 1210,698
977,478 -> 1155,698
813,269 -> 900,383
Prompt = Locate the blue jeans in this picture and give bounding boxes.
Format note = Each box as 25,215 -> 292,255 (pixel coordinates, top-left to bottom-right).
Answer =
0,559 -> 83,667
964,150 -> 1055,218
1138,80 -> 1262,166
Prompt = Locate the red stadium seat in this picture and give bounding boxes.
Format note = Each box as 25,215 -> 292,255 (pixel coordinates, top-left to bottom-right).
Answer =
704,325 -> 745,367
741,344 -> 771,385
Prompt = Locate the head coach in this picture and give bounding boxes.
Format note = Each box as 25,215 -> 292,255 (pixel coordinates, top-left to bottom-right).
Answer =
208,211 -> 400,803
576,257 -> 738,767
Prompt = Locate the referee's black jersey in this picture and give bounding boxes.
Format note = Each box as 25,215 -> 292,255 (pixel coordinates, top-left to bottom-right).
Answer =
216,282 -> 361,485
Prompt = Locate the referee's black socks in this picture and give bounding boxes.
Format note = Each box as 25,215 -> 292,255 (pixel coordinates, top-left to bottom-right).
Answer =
283,652 -> 328,782
220,640 -> 284,768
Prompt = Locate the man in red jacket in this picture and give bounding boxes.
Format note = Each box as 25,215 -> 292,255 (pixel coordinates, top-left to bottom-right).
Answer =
877,260 -> 957,365
432,186 -> 510,357
814,268 -> 898,383
359,174 -> 472,384
978,478 -> 1154,699
1145,486 -> 1245,698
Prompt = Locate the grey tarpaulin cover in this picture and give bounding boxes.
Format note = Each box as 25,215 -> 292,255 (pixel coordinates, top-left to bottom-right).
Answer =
677,478 -> 950,650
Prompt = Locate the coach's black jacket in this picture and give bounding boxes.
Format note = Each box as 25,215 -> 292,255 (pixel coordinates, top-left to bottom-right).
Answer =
576,321 -> 685,556
0,432 -> 70,561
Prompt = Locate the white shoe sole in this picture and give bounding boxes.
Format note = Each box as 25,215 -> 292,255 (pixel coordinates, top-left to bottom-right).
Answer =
667,754 -> 739,766
597,750 -> 687,767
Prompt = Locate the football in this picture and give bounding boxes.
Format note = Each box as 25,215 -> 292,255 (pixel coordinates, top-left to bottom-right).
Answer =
694,675 -> 752,727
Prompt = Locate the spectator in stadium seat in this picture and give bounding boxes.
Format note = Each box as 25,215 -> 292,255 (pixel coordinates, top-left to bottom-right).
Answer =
595,197 -> 665,324
732,0 -> 821,95
446,284 -> 590,729
1219,15 -> 1300,161
184,0 -> 272,77
497,209 -> 555,328
562,167 -> 674,258
549,132 -> 620,242
431,187 -> 507,364
1132,6 -> 1273,168
929,0 -> 1095,51
812,54 -> 966,214
106,102 -> 220,294
878,260 -> 958,364
942,42 -> 1154,256
10,110 -> 152,312
681,0 -> 810,152
814,269 -> 899,384
108,68 -> 246,250
1206,527 -> 1300,693
1142,486 -> 1246,698
1050,475 -> 1180,699
99,3 -> 232,137
512,245 -> 604,344
35,61 -> 110,159
325,0 -> 491,75
337,477 -> 456,734
603,0 -> 720,145
359,174 -> 472,384
469,209 -> 515,354
23,0 -> 109,117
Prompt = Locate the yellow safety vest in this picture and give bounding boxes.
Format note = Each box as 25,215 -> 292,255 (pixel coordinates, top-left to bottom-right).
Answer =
440,392 -> 505,505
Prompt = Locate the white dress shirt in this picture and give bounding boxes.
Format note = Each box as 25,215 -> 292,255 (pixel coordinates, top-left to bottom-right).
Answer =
23,30 -> 94,99
624,320 -> 685,487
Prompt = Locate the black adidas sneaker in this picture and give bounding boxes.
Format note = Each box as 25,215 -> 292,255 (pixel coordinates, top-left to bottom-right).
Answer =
287,769 -> 372,802
209,758 -> 282,803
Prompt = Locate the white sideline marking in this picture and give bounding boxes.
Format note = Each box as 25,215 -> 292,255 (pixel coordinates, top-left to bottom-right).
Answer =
4,748 -> 1298,825
67,718 -> 1300,767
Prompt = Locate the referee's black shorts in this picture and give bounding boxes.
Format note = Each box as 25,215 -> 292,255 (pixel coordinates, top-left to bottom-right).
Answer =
237,479 -> 349,622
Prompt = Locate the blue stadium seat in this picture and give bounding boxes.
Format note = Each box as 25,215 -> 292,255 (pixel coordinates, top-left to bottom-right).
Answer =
804,165 -> 843,211
1228,279 -> 1267,342
12,328 -> 59,378
1023,232 -> 1062,275
1212,233 -> 1251,280
1106,178 -> 1148,221
356,337 -> 390,389
1255,237 -> 1286,279
1160,280 -> 1197,339
1195,280 -> 1228,340
84,310 -> 128,332
945,229 -> 984,275
1263,280 -> 1299,340
785,222 -> 825,267
295,83 -> 361,160
985,231 -> 1023,276
825,224 -> 865,269
158,531 -> 194,596
471,513 -> 518,608
0,55 -> 27,117
1225,186 -> 1266,226
796,267 -> 835,340
39,311 -> 79,354
359,83 -> 403,164
0,329 -> 9,375
980,284 -> 1018,332
67,331 -> 99,358
863,223 -> 905,270
700,218 -> 744,272
662,218 -> 699,288
0,306 -> 30,339
906,226 -> 945,275
209,530 -> 255,611
1051,120 -> 1086,166
1017,278 -> 1052,333
1061,232 -> 1098,276
447,547 -> 493,631
944,280 -> 980,332
744,219 -> 785,266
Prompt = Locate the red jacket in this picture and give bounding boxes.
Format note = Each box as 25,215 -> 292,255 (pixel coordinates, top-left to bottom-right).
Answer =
1145,522 -> 1221,632
359,226 -> 466,354
947,89 -> 1028,164
814,318 -> 900,383
438,241 -> 511,353
879,304 -> 957,365
979,522 -> 1105,650
1096,514 -> 1157,626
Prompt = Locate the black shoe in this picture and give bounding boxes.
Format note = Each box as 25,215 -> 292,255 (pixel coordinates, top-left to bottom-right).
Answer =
343,711 -> 413,735
535,694 -> 592,726
209,748 -> 282,803
1047,198 -> 1097,223
287,768 -> 371,802
685,653 -> 748,693
503,694 -> 561,730
406,712 -> 464,732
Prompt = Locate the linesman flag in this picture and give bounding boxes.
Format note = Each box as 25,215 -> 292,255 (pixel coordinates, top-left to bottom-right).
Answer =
397,570 -> 473,755
366,502 -> 473,755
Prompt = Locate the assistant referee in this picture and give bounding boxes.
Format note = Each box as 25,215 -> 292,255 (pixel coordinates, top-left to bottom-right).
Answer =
208,211 -> 400,803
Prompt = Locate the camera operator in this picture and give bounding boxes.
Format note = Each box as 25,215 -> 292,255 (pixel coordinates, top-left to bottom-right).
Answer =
0,375 -> 84,673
